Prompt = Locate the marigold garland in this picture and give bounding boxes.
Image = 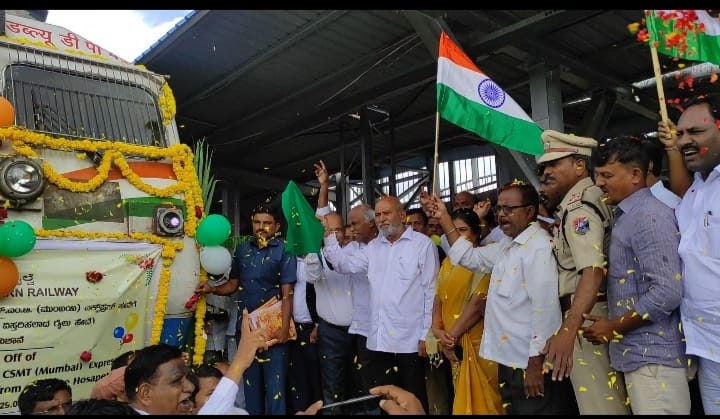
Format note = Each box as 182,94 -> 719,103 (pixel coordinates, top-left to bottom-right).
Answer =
0,126 -> 207,350
192,269 -> 209,366
158,82 -> 177,126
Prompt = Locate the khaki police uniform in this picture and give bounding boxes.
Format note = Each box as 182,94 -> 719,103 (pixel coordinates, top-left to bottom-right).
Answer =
539,130 -> 631,415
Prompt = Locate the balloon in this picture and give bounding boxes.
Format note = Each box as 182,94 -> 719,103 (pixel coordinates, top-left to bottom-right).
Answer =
0,220 -> 36,258
430,234 -> 442,246
122,333 -> 134,344
0,256 -> 19,298
124,312 -> 139,331
199,245 -> 232,275
196,214 -> 232,246
0,227 -> 9,256
0,97 -> 14,127
113,326 -> 125,339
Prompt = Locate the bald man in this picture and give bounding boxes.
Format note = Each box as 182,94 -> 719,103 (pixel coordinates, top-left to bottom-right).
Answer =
304,211 -> 357,409
452,191 -> 477,211
321,195 -> 439,412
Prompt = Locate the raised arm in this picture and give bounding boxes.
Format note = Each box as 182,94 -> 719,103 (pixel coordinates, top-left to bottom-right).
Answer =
657,119 -> 692,197
314,160 -> 330,210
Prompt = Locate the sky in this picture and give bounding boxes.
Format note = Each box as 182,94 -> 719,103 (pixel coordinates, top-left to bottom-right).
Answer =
46,10 -> 193,63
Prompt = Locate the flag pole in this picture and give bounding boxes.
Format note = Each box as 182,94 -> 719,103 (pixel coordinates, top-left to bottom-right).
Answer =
650,45 -> 669,122
432,111 -> 440,195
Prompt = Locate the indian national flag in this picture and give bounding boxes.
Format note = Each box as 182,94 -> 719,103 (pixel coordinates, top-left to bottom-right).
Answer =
436,32 -> 543,155
645,10 -> 720,65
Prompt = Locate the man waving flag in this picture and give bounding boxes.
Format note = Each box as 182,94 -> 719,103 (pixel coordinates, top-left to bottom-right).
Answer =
436,31 -> 543,155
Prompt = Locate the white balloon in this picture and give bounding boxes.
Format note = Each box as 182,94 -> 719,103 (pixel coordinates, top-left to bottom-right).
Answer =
199,245 -> 232,275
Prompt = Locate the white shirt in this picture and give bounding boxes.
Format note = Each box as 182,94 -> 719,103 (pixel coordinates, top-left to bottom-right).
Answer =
481,225 -> 508,246
345,241 -> 372,337
675,165 -> 720,363
440,225 -> 507,255
292,256 -> 314,324
314,205 -> 371,336
130,377 -> 249,415
650,180 -> 682,209
198,377 -> 249,415
448,222 -> 561,369
305,252 -> 354,326
322,226 -> 439,353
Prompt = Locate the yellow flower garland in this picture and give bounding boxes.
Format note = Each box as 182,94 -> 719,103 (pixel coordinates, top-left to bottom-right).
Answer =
0,126 -> 208,352
192,269 -> 209,366
159,82 -> 177,126
134,64 -> 176,127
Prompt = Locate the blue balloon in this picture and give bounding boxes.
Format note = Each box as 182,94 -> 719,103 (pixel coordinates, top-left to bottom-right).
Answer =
113,326 -> 125,339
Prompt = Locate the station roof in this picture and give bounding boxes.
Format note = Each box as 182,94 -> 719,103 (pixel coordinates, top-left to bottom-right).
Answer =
137,10 -> 706,205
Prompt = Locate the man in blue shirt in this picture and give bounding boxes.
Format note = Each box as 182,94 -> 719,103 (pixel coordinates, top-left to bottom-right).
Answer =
584,136 -> 689,414
196,204 -> 297,415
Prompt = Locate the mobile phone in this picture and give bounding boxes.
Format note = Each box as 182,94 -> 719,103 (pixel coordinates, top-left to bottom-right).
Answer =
317,394 -> 383,415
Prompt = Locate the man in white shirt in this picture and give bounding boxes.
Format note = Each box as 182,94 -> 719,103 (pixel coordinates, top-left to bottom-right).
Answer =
305,213 -> 358,410
428,181 -> 573,414
321,195 -> 439,412
659,93 -> 720,414
313,160 -> 377,401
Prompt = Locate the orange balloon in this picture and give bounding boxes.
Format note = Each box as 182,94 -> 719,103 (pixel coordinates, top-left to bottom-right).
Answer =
0,97 -> 15,127
0,256 -> 19,298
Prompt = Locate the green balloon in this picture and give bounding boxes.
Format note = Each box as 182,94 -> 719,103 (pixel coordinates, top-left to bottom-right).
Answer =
0,225 -> 9,256
196,214 -> 231,246
0,220 -> 36,258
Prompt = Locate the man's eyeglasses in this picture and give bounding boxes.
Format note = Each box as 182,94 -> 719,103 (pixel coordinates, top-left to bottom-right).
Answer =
32,402 -> 72,415
327,228 -> 344,233
494,204 -> 531,216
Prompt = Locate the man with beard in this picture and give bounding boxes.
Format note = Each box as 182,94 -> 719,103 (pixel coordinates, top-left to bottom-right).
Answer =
321,195 -> 439,412
658,93 -> 720,414
536,130 -> 629,415
195,204 -> 296,415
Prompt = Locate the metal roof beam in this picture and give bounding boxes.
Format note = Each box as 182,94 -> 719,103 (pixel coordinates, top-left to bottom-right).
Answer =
458,10 -> 659,121
217,61 -> 437,153
211,34 -> 424,138
214,166 -> 333,201
464,10 -> 605,54
182,10 -> 348,108
522,40 -> 659,120
400,10 -> 455,61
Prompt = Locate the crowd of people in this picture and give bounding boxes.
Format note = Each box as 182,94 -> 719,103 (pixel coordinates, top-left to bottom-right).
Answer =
13,91 -> 719,415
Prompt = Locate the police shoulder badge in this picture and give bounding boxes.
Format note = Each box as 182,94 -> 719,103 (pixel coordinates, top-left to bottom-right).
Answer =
573,216 -> 590,235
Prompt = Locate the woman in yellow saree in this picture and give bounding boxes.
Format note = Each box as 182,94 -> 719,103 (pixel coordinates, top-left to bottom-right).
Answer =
431,208 -> 505,415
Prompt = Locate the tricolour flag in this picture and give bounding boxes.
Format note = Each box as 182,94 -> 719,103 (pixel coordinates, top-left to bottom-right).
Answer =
436,32 -> 543,155
645,10 -> 720,65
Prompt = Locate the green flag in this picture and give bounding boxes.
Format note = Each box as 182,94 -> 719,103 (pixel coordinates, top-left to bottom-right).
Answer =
281,180 -> 324,256
646,10 -> 720,66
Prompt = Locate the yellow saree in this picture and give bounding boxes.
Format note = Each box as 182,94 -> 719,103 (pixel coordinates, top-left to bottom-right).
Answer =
436,257 -> 505,415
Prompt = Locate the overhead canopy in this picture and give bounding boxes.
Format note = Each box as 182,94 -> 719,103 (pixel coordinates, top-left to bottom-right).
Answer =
137,10 -> 706,205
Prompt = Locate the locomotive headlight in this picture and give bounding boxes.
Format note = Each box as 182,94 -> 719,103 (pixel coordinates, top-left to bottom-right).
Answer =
0,157 -> 47,205
153,206 -> 185,236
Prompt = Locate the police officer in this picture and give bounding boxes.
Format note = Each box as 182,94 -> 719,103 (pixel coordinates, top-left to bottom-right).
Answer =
536,130 -> 630,415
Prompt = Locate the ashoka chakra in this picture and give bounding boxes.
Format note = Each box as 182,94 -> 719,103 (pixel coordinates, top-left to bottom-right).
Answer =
477,79 -> 506,108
